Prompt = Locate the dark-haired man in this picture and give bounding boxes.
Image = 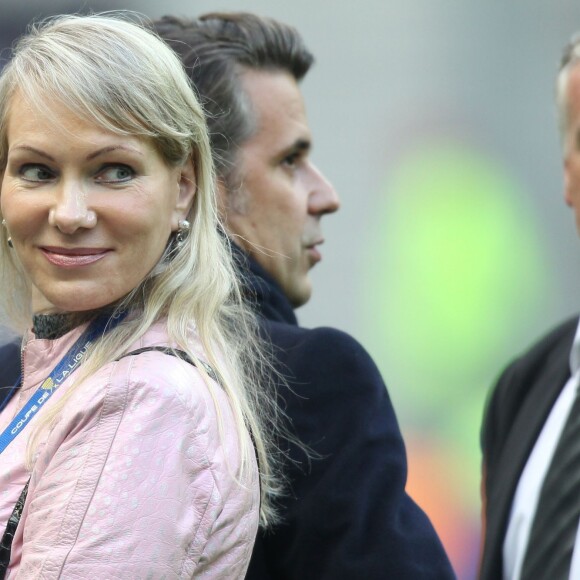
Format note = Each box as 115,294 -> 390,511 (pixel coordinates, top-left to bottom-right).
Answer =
154,12 -> 454,579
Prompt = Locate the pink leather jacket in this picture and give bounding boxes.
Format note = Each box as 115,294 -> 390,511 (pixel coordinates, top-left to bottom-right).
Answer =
0,321 -> 259,578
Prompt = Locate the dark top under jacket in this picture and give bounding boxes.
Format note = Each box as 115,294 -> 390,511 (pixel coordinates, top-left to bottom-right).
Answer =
0,336 -> 20,397
479,315 -> 578,580
237,249 -> 454,579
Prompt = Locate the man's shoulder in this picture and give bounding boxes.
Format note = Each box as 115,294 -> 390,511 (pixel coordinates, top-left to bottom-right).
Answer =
263,320 -> 373,366
263,318 -> 365,350
516,315 -> 578,365
262,319 -> 383,400
493,315 -> 578,401
482,315 -> 578,457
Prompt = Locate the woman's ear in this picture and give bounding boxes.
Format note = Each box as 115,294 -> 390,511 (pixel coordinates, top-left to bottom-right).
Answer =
172,156 -> 196,228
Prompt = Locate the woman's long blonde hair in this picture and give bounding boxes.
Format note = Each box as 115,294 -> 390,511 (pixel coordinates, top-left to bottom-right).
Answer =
0,13 -> 282,526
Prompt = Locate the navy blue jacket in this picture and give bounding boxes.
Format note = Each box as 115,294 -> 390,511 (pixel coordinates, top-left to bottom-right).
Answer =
239,251 -> 454,579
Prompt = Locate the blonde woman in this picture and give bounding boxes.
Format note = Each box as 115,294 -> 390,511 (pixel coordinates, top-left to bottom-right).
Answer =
0,13 -> 279,579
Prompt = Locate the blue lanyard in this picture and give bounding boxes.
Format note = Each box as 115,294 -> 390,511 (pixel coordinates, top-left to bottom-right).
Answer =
0,311 -> 126,455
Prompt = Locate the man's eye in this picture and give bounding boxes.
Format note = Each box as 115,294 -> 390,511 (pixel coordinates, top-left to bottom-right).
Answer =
282,153 -> 299,168
96,164 -> 135,183
20,164 -> 54,182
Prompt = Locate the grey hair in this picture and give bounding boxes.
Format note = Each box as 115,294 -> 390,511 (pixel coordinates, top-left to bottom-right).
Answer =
0,13 -> 282,526
557,34 -> 580,150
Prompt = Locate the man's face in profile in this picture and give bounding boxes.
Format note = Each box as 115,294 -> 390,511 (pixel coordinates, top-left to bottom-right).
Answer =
223,69 -> 340,308
564,64 -> 580,233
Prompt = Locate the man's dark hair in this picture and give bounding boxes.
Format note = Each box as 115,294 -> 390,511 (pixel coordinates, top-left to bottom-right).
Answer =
153,12 -> 314,188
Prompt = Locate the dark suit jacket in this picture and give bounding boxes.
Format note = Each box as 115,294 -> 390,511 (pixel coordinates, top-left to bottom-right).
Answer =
480,316 -> 578,580
239,251 -> 454,579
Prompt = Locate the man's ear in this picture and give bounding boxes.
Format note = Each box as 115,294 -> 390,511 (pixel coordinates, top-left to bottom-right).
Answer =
172,157 -> 196,228
217,174 -> 248,219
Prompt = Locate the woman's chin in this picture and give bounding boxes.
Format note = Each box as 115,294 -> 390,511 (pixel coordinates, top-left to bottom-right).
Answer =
32,294 -> 117,315
31,282 -> 123,315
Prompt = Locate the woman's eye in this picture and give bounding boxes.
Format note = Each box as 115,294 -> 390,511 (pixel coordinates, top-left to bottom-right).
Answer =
19,164 -> 54,182
96,164 -> 135,183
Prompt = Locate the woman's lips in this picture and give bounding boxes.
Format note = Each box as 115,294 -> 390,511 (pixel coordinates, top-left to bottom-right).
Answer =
40,247 -> 110,268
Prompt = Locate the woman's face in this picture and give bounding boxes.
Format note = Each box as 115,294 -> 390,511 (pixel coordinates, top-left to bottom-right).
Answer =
0,96 -> 195,314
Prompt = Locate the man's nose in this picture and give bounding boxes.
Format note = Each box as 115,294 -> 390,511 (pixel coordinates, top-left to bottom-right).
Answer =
308,163 -> 340,216
48,184 -> 97,234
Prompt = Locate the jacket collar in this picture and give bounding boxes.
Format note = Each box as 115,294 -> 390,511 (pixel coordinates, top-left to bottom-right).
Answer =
232,243 -> 298,326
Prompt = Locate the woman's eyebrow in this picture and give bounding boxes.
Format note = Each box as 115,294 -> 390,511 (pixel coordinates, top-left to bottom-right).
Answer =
9,145 -> 55,161
86,145 -> 143,161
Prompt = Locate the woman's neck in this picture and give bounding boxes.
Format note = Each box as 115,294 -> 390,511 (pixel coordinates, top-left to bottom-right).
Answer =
31,310 -> 102,339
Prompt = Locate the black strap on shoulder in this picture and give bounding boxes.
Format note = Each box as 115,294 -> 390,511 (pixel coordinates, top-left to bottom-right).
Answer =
116,346 -> 221,385
120,347 -> 261,488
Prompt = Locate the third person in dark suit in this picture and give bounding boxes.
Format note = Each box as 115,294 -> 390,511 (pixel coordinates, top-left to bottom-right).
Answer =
481,34 -> 580,580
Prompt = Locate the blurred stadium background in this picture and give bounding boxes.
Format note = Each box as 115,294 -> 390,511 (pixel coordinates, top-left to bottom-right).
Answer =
4,1 -> 580,577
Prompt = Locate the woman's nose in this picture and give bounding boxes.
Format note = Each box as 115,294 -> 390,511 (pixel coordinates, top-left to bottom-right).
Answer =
48,186 -> 96,234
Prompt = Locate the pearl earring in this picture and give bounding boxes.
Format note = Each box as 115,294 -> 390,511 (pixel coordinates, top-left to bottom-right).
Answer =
176,219 -> 190,245
1,219 -> 12,248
